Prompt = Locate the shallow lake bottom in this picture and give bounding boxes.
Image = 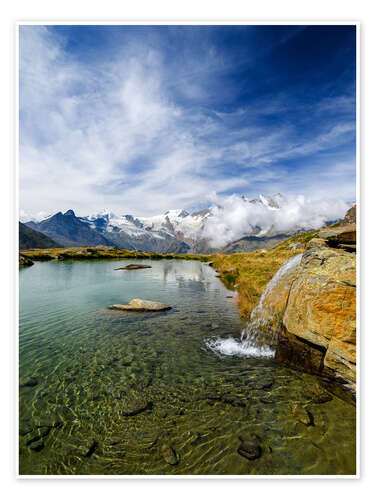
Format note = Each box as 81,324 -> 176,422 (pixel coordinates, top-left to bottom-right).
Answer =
19,259 -> 356,475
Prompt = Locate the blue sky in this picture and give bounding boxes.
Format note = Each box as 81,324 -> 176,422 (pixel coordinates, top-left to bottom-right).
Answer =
19,25 -> 356,218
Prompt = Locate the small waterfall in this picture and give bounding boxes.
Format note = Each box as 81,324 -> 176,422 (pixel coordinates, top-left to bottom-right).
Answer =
207,253 -> 303,358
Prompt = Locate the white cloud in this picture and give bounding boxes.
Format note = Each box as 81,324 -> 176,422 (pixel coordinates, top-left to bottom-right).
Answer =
19,27 -> 356,220
202,194 -> 350,248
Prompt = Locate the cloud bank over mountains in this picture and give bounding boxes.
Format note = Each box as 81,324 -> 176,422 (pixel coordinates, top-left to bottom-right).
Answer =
21,193 -> 350,251
19,25 -> 356,219
202,193 -> 350,247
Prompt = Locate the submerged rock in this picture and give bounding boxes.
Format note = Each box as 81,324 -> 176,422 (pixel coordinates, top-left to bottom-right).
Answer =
122,398 -> 153,417
20,376 -> 38,388
237,434 -> 262,460
291,404 -> 314,426
108,299 -> 171,312
221,394 -> 246,407
29,440 -> 44,452
82,440 -> 98,458
114,264 -> 152,270
161,444 -> 179,465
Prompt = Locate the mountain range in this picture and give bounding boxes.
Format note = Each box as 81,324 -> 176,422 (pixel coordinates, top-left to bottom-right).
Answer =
20,194 -> 342,253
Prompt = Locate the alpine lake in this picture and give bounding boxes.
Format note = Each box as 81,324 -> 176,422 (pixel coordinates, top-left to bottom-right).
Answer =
19,258 -> 356,475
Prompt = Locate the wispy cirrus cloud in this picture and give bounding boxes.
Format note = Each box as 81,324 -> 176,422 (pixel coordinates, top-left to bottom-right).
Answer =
19,25 -> 356,218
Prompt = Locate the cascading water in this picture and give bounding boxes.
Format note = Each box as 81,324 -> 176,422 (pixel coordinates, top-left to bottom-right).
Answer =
206,253 -> 303,358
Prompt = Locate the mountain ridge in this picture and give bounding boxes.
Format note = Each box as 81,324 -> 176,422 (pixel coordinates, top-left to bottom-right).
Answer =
23,194 -> 347,253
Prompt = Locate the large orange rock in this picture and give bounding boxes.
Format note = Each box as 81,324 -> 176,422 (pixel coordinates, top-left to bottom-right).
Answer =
277,243 -> 356,392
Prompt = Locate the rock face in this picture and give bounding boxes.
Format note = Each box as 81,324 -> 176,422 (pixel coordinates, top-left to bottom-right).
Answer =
275,209 -> 356,393
26,210 -> 115,248
19,222 -> 62,250
344,204 -> 356,225
108,299 -> 172,312
222,232 -> 292,254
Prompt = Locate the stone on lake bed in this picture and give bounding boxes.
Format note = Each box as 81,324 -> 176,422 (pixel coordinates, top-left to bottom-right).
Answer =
237,434 -> 262,460
20,376 -> 38,388
108,299 -> 172,312
122,398 -> 153,417
291,404 -> 315,426
114,264 -> 152,270
161,444 -> 179,465
29,440 -> 44,452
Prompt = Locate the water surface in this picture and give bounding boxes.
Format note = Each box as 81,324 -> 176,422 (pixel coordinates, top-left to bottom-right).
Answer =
19,259 -> 356,475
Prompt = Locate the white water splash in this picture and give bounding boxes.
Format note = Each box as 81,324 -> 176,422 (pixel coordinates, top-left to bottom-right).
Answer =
207,253 -> 303,358
206,337 -> 275,358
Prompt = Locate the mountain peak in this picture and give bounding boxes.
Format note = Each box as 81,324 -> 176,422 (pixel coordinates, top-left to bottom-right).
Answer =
164,209 -> 189,218
64,209 -> 75,217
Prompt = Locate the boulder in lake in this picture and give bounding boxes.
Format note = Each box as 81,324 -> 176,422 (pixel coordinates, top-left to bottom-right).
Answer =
115,264 -> 152,270
108,299 -> 171,312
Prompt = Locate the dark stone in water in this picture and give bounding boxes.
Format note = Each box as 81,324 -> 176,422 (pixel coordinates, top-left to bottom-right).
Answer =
29,440 -> 44,452
292,404 -> 315,426
26,433 -> 41,446
84,440 -> 99,458
38,426 -> 52,438
257,379 -> 274,390
260,397 -> 274,405
19,424 -> 33,436
161,444 -> 179,465
189,431 -> 202,445
311,392 -> 333,404
122,398 -> 153,417
20,377 -> 38,388
26,426 -> 51,445
221,394 -> 246,407
237,434 -> 262,460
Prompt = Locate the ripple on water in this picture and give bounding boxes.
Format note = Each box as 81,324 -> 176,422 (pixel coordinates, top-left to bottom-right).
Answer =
19,259 -> 356,475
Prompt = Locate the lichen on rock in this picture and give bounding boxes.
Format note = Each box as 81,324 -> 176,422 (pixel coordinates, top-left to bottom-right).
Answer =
275,209 -> 356,393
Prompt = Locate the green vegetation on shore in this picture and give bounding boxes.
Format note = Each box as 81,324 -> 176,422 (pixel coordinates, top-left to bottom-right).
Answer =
211,230 -> 318,319
20,246 -> 212,262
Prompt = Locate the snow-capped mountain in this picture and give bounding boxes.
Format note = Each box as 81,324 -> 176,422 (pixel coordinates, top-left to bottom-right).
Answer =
23,194 -> 349,253
78,194 -> 288,248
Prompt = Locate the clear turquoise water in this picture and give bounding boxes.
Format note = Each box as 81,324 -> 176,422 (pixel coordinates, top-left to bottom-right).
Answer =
19,259 -> 356,475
